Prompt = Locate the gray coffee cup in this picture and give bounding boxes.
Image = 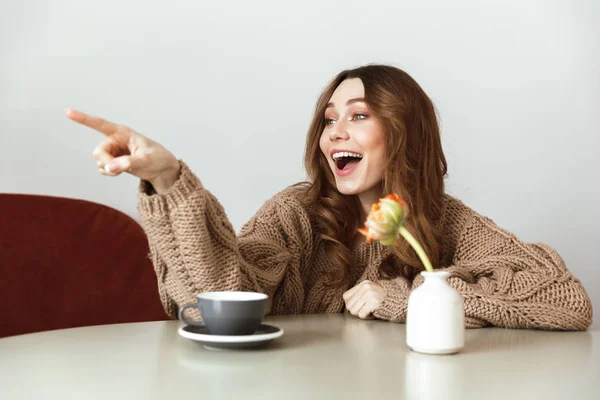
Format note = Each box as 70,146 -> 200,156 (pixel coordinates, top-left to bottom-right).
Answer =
178,291 -> 268,336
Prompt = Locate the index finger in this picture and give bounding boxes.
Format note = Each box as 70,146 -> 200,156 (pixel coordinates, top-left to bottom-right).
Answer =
64,108 -> 122,136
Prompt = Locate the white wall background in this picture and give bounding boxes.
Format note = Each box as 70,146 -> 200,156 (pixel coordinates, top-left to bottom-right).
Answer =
1,0 -> 598,319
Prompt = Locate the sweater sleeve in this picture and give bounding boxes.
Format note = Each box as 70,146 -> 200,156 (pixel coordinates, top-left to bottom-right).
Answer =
371,275 -> 410,323
137,161 -> 312,319
372,273 -> 495,328
374,204 -> 593,331
441,210 -> 593,330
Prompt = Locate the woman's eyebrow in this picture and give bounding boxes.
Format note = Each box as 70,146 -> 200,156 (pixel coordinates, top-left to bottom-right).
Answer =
326,97 -> 366,109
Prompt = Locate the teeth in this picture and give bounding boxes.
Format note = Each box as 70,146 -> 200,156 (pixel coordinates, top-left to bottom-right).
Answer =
332,151 -> 363,160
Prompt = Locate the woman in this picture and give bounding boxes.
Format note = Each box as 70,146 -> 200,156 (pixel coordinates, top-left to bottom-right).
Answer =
66,64 -> 592,330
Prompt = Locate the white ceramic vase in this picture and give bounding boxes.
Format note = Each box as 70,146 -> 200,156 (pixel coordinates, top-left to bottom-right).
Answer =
406,271 -> 465,355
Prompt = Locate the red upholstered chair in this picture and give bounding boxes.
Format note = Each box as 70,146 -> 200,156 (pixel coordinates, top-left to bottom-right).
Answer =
0,194 -> 168,338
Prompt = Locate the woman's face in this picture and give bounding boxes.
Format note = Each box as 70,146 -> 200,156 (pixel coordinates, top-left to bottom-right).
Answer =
319,78 -> 386,198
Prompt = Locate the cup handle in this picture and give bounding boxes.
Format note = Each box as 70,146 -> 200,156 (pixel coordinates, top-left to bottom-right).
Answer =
177,303 -> 205,327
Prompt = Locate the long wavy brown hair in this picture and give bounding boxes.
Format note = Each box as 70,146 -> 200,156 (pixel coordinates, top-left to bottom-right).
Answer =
303,64 -> 448,285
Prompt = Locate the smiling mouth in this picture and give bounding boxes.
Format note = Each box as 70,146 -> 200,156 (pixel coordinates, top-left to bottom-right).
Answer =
336,156 -> 362,170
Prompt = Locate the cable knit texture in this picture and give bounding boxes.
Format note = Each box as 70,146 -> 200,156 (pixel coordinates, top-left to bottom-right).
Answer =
138,161 -> 593,330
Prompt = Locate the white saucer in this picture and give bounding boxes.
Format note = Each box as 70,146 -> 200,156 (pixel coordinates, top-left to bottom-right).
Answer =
178,323 -> 284,350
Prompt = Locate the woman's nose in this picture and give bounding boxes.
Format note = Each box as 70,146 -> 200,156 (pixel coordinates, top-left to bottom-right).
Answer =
329,120 -> 350,141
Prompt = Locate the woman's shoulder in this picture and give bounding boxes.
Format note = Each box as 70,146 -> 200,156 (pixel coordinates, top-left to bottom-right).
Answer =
439,193 -> 477,237
441,193 -> 502,227
441,193 -> 474,218
440,193 -> 510,249
269,182 -> 312,208
240,183 -> 314,247
251,182 -> 312,222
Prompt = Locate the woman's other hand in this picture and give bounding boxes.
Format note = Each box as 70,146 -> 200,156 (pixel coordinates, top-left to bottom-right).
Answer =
343,280 -> 386,320
65,108 -> 180,194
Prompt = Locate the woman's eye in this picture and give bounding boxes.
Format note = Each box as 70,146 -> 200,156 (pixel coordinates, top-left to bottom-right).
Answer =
325,118 -> 336,125
352,113 -> 367,121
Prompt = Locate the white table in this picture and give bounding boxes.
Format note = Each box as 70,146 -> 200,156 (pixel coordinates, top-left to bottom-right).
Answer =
1,314 -> 598,399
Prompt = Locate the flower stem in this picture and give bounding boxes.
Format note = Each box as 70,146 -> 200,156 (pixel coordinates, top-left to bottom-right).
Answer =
398,226 -> 434,272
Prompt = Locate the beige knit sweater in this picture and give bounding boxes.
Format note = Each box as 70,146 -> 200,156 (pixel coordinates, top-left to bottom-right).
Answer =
138,162 -> 593,330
